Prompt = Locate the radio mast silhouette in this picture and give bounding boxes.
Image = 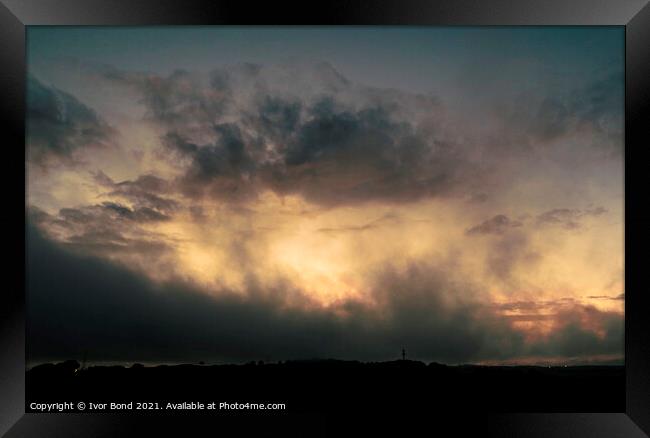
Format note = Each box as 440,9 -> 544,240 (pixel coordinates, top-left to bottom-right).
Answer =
402,348 -> 406,361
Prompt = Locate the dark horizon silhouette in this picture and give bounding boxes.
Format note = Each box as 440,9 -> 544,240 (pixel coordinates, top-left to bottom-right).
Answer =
25,28 -> 625,416
26,355 -> 625,370
26,358 -> 624,413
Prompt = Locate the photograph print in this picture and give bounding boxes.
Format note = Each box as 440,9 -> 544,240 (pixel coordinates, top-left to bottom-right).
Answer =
26,26 -> 624,413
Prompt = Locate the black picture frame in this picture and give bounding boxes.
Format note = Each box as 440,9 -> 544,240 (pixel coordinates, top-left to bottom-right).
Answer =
1,1 -> 648,436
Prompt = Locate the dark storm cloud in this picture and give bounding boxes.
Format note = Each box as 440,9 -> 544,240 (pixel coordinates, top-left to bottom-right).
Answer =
29,205 -> 171,259
163,123 -> 260,202
252,96 -> 302,142
263,101 -> 470,206
92,62 -> 482,207
528,306 -> 624,358
491,298 -> 623,359
27,225 -> 622,365
162,97 -> 474,206
466,215 -> 522,236
27,76 -> 113,164
93,171 -> 179,213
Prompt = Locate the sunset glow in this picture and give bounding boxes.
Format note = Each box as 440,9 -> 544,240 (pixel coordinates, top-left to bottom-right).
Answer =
27,27 -> 624,365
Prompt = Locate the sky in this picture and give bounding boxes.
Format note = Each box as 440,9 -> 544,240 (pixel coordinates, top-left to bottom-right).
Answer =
26,26 -> 624,366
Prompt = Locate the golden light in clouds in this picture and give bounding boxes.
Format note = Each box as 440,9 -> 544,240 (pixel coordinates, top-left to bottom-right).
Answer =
26,30 -> 624,364
32,169 -> 623,317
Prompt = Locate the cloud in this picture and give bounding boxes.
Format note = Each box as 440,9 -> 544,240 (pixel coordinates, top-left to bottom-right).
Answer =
263,100 -> 473,206
101,201 -> 171,222
465,215 -> 540,284
316,213 -> 401,234
536,209 -> 582,229
29,205 -> 173,263
26,57 -> 623,367
536,207 -> 607,230
92,171 -> 179,214
528,305 -> 623,358
252,95 -> 302,142
90,62 -> 484,208
570,71 -> 624,146
79,60 -> 622,210
466,205 -> 608,284
466,215 -> 522,236
162,123 -> 260,203
503,70 -> 623,153
468,206 -> 608,237
587,294 -> 625,301
27,76 -> 114,164
27,224 -> 622,365
494,297 -> 578,313
485,231 -> 542,282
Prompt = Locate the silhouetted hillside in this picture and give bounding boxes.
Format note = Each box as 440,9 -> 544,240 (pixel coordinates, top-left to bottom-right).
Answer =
26,360 -> 624,413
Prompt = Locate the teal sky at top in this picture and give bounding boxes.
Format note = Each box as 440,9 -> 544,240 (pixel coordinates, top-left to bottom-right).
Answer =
27,26 -> 623,97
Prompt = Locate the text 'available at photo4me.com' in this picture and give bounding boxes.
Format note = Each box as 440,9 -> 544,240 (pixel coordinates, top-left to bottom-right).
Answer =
29,401 -> 287,412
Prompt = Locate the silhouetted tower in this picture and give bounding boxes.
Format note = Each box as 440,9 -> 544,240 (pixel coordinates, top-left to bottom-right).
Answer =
402,348 -> 406,361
